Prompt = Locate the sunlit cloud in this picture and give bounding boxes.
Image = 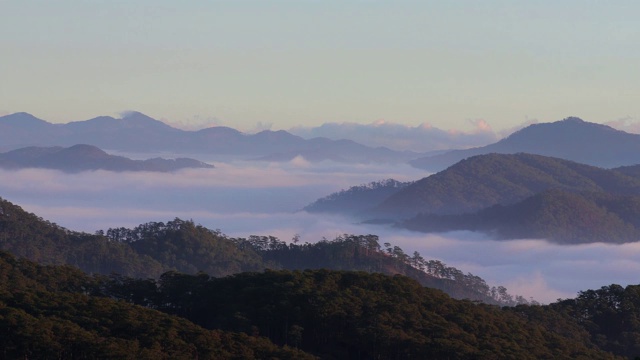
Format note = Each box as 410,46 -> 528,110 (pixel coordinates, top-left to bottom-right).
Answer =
605,116 -> 640,134
160,114 -> 224,131
498,117 -> 540,138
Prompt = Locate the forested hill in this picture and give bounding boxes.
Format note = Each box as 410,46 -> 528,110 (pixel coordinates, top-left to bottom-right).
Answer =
0,250 -> 626,359
0,196 -> 516,304
403,189 -> 640,244
0,250 -> 314,359
303,178 -> 411,216
371,153 -> 640,220
410,117 -> 640,171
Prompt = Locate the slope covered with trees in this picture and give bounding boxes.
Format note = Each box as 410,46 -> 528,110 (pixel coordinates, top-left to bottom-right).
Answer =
371,153 -> 640,220
8,243 -> 640,359
403,190 -> 640,244
101,268 -> 622,360
0,197 -> 264,278
303,179 -> 411,217
0,251 -> 313,359
0,196 -> 517,303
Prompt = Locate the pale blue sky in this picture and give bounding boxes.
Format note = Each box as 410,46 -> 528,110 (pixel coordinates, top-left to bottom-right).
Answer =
2,1 -> 639,131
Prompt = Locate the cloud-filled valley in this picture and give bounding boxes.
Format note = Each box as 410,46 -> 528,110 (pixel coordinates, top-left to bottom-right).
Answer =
2,160 -> 640,304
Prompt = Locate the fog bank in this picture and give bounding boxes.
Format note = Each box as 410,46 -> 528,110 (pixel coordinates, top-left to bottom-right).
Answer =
1,161 -> 638,303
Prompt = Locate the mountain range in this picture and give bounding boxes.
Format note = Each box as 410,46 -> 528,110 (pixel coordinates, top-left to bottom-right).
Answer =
410,117 -> 640,171
0,144 -> 213,172
0,112 -> 423,164
4,113 -> 640,168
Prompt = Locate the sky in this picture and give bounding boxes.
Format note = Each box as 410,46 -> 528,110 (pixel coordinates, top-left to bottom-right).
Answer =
2,1 -> 640,132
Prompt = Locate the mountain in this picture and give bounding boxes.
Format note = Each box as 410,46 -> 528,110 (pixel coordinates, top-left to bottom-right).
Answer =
0,144 -> 214,172
304,179 -> 411,216
410,117 -> 640,171
402,189 -> 640,244
371,153 -> 640,220
0,112 -> 425,164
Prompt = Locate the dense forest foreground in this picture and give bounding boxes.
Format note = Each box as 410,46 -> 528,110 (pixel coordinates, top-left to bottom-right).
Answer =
1,196 -> 640,358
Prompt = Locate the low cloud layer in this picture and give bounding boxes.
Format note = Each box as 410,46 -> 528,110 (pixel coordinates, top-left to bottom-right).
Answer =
289,120 -> 499,152
1,161 -> 639,304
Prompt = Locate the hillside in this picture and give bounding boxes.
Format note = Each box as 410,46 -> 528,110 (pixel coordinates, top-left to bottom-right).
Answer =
0,197 -> 263,278
0,196 -> 513,303
105,268 -> 623,360
0,251 -> 313,359
410,117 -> 640,171
402,189 -> 640,244
371,153 -> 640,220
1,250 -> 628,359
303,179 -> 411,216
0,144 -> 213,172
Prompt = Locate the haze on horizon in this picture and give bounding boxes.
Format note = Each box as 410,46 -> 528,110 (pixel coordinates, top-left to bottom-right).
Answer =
2,1 -> 640,132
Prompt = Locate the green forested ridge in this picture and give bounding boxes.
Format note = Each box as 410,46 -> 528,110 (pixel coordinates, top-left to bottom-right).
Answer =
403,190 -> 640,244
0,251 -> 314,359
100,269 -> 623,359
304,178 -> 411,216
374,153 -> 640,220
0,250 -> 624,360
0,196 -> 515,303
233,234 -> 529,305
0,197 -> 264,278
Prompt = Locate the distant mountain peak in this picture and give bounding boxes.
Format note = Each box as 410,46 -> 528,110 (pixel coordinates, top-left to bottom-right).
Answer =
119,111 -> 173,129
562,116 -> 585,123
411,116 -> 640,171
63,144 -> 109,156
0,112 -> 50,126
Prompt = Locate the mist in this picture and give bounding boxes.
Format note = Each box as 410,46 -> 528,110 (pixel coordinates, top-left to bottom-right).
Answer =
1,160 -> 639,304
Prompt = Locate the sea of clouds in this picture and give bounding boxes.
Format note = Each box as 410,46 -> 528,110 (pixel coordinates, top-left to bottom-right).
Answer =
2,159 -> 640,304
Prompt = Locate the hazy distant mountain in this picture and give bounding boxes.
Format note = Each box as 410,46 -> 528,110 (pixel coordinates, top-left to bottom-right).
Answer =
0,112 -> 425,163
410,117 -> 640,171
369,153 -> 640,220
304,179 -> 411,216
0,144 -> 213,172
403,189 -> 640,244
255,138 -> 422,164
288,120 -> 498,152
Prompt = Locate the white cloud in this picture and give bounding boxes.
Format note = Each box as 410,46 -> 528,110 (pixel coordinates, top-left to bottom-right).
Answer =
289,155 -> 311,168
160,115 -> 224,131
604,116 -> 640,134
